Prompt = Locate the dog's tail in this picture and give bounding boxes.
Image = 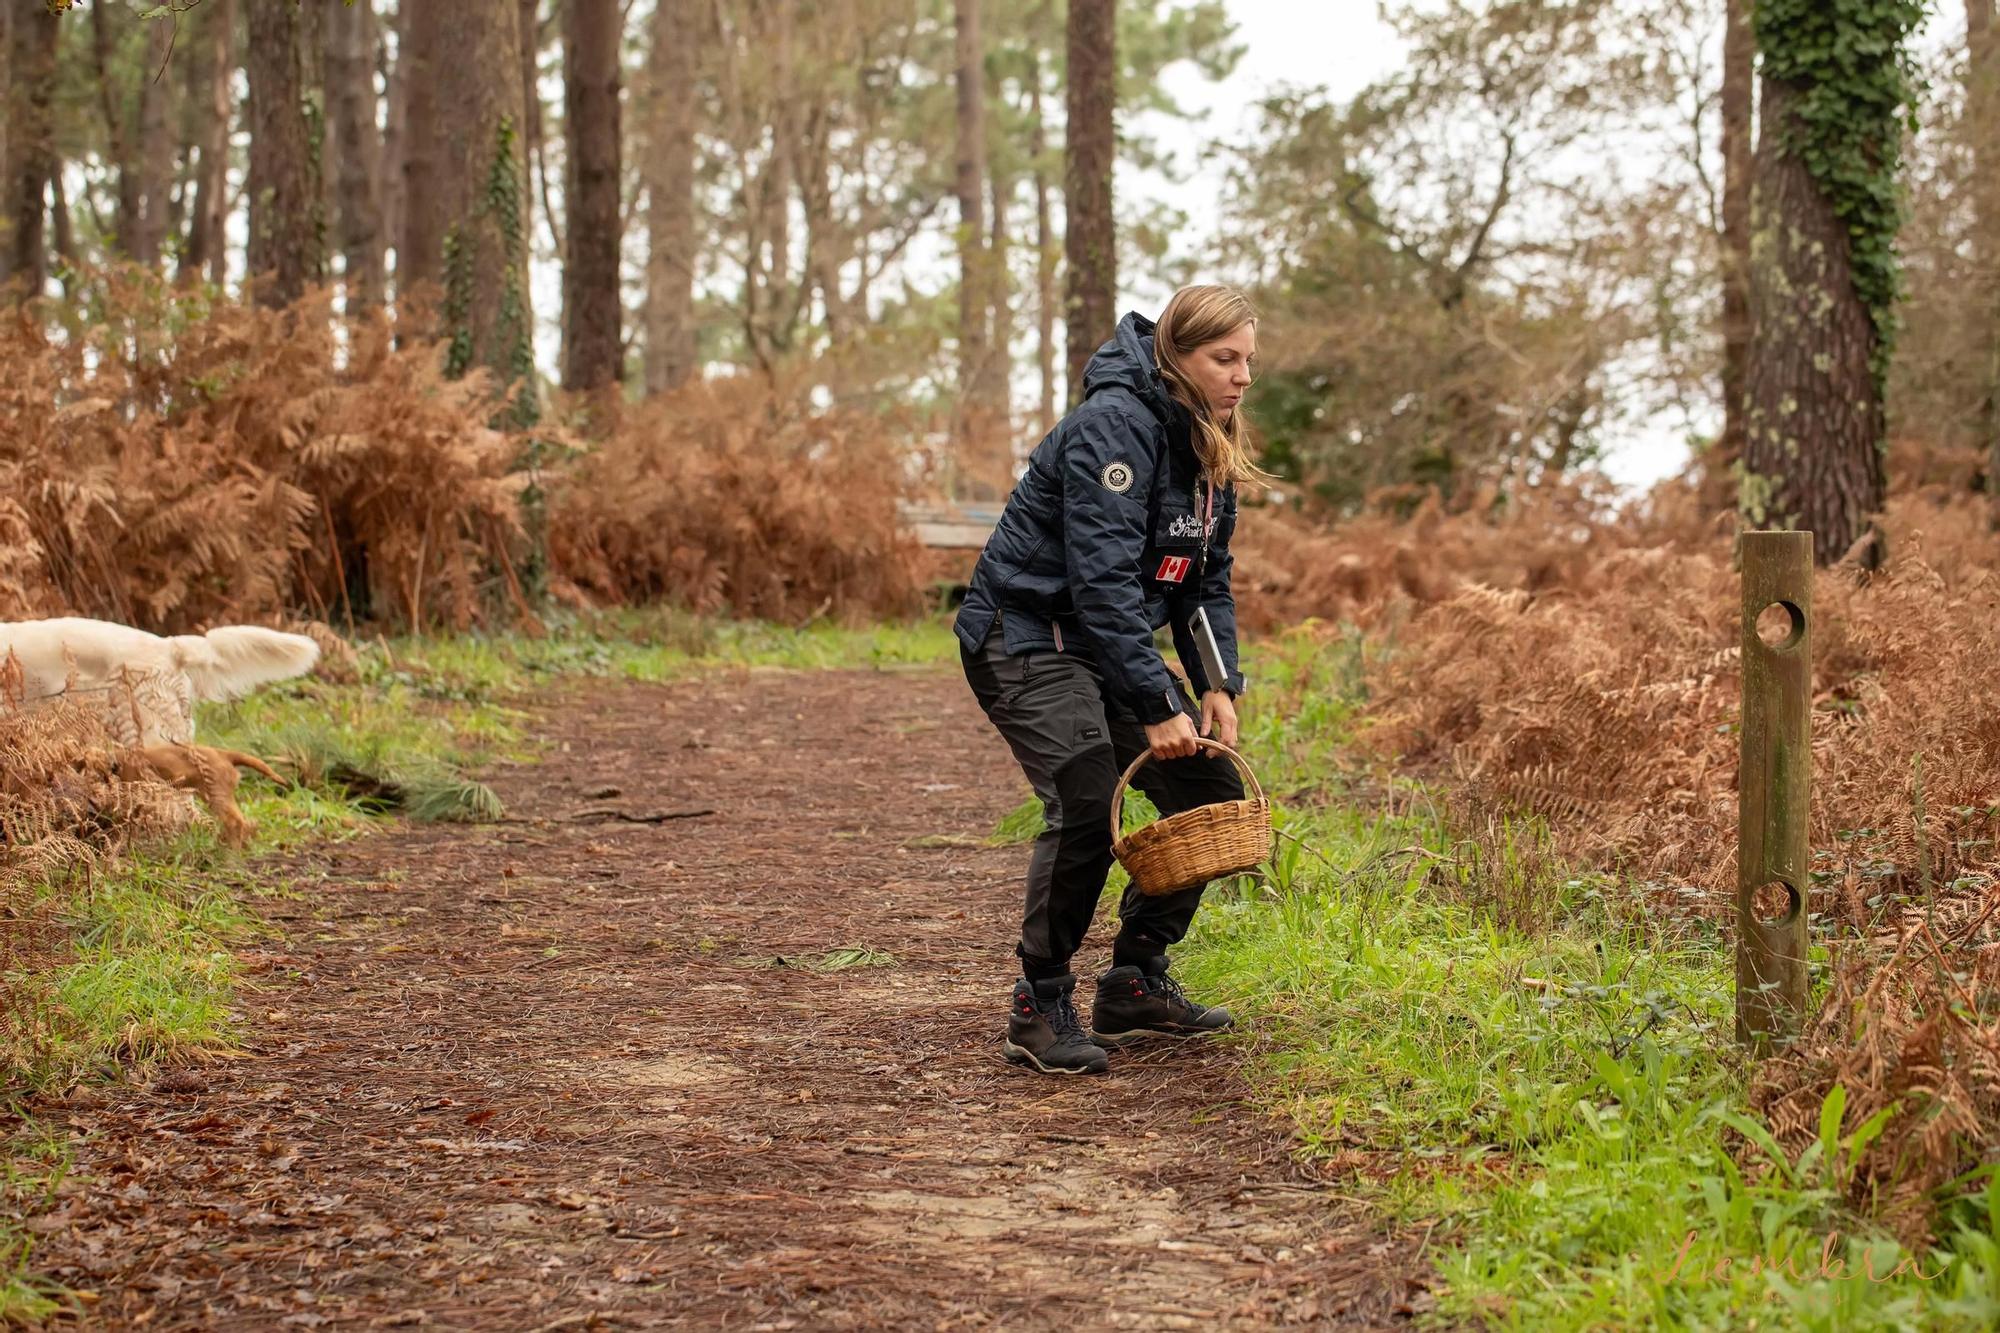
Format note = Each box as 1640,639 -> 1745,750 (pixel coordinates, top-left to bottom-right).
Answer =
213,748 -> 287,785
166,627 -> 321,702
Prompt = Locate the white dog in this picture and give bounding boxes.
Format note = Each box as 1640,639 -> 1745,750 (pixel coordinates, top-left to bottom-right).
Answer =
0,617 -> 322,745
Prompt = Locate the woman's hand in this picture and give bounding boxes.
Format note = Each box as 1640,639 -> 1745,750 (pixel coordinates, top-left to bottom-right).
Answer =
1199,691 -> 1239,750
1144,712 -> 1201,761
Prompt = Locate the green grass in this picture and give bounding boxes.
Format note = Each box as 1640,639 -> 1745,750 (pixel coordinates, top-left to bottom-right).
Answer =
0,1121 -> 69,1322
390,609 -> 959,695
1130,625 -> 2000,1332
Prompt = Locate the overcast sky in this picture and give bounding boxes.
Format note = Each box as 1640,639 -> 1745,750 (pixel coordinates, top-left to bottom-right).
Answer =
1119,3 -> 1711,489
1123,1 -> 1408,311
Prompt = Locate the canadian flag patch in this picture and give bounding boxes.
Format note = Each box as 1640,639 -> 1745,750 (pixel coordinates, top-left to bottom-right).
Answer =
1155,555 -> 1192,583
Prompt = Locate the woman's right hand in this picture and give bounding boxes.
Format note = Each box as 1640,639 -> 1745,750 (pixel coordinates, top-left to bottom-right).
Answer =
1144,712 -> 1201,761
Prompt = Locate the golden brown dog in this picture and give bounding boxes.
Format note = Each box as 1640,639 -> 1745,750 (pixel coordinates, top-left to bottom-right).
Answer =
115,745 -> 287,847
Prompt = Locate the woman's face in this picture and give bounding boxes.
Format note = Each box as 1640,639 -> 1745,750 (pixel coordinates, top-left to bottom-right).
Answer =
1187,320 -> 1257,422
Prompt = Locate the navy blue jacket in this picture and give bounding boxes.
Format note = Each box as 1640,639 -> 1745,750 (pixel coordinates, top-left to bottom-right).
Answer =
953,311 -> 1246,726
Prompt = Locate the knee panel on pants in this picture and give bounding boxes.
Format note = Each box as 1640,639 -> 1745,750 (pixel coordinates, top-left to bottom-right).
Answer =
1050,744 -> 1117,850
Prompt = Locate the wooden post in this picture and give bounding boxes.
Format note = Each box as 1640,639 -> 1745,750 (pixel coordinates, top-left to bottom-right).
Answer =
1738,530 -> 1812,1048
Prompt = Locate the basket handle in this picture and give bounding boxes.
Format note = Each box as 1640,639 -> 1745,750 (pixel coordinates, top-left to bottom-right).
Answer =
1109,738 -> 1267,845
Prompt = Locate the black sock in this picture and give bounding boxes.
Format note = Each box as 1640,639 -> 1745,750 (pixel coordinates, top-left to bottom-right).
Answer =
1018,950 -> 1071,984
1111,930 -> 1164,973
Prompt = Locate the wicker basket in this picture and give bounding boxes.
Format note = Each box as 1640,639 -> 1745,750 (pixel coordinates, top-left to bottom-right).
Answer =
1110,739 -> 1273,896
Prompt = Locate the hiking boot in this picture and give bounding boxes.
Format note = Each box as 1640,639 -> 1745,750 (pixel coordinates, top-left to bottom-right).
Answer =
1090,959 -> 1233,1045
1004,974 -> 1110,1075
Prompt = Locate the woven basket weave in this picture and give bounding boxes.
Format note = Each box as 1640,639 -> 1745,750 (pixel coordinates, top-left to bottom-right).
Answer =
1110,739 -> 1273,897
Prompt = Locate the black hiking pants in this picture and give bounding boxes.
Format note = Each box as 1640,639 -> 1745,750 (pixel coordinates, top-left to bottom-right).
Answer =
961,618 -> 1244,976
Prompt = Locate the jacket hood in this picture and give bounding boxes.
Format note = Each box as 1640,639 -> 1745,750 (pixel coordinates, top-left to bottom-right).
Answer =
1081,311 -> 1175,423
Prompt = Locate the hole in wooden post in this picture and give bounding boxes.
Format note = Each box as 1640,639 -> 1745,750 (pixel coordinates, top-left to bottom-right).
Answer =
1751,879 -> 1800,926
1756,600 -> 1805,651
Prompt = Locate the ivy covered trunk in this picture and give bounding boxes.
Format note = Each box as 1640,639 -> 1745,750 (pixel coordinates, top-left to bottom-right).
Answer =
246,0 -> 325,308
1743,0 -> 1921,567
402,0 -> 537,425
1064,0 -> 1116,409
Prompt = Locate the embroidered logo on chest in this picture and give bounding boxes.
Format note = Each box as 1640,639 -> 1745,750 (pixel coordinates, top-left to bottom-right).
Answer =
1155,555 -> 1192,583
1163,512 -> 1212,540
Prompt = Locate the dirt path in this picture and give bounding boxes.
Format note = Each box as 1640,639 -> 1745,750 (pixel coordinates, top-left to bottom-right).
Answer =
25,668 -> 1434,1330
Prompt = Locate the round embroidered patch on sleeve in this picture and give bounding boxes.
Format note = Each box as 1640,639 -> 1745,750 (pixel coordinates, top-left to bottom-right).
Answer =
1100,460 -> 1135,494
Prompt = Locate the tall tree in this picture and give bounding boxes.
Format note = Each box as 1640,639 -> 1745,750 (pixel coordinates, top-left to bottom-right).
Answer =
178,0 -> 227,282
329,0 -> 385,306
134,16 -> 174,266
179,0 -> 234,286
88,0 -> 141,257
518,0 -> 561,265
1968,0 -> 1999,476
247,0 -> 325,306
382,0 -> 408,296
1715,0 -> 1755,505
1029,40 -> 1056,435
953,0 -> 993,427
1064,0 -> 1116,407
1743,0 -> 1922,566
562,0 -> 623,393
2,5 -> 59,295
0,5 -> 11,216
643,0 -> 698,394
401,0 -> 537,420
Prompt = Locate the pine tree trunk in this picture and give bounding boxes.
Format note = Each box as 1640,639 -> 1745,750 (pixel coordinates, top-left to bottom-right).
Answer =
134,18 -> 175,267
1714,0 -> 1755,507
989,164 -> 1013,422
562,0 -> 623,393
398,3 -> 439,296
247,0 -> 325,307
90,0 -> 140,257
1064,0 -> 1116,408
1030,43 -> 1055,435
0,5 -> 11,249
50,160 -> 75,288
402,0 -> 537,421
183,0 -> 234,288
1968,0 -> 1999,479
0,4 -> 11,226
520,0 -> 556,263
953,0 -> 991,426
1,7 -> 58,295
1743,76 -> 1885,563
382,0 -> 408,298
643,0 -> 698,395
329,0 -> 385,308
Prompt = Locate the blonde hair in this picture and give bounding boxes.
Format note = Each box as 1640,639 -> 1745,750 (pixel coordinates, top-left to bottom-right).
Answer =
1153,284 -> 1272,488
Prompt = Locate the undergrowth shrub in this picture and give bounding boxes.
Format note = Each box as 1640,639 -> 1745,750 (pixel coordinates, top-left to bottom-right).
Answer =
1239,443 -> 2000,1247
0,271 -> 928,632
0,272 -> 523,632
546,378 -> 925,622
